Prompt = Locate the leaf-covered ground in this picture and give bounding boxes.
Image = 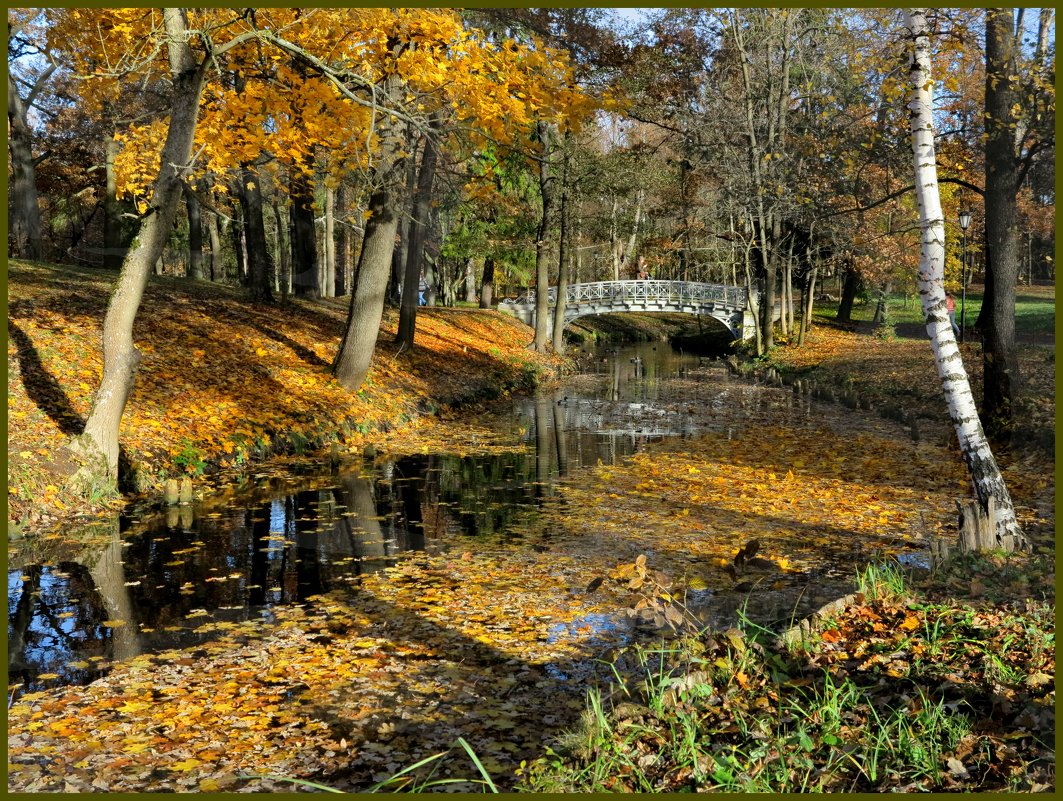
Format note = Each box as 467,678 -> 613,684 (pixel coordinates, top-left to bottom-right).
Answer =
8,260 -> 561,531
8,356 -> 1054,792
7,262 -> 1055,792
522,555 -> 1055,792
767,300 -> 1055,452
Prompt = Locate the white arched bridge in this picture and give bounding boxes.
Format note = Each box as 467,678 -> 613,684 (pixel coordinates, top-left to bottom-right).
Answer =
499,280 -> 758,340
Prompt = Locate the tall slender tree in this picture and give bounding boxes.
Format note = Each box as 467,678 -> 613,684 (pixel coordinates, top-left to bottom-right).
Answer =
902,7 -> 1026,551
979,7 -> 1055,435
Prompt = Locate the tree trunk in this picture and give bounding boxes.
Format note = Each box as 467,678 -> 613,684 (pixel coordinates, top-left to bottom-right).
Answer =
184,184 -> 204,280
333,74 -> 406,390
68,9 -> 208,488
335,182 -> 349,296
981,8 -> 1023,436
798,261 -> 817,347
230,196 -> 246,281
397,126 -> 440,351
7,70 -> 45,261
552,133 -> 573,353
238,163 -> 274,303
742,233 -> 763,355
463,259 -> 476,301
323,183 -> 336,298
289,166 -> 319,298
104,134 -> 125,269
903,7 -> 1026,551
271,197 -> 290,297
609,196 -> 622,280
623,188 -> 644,272
389,128 -> 420,306
479,256 -> 495,308
836,259 -> 861,322
207,207 -> 222,282
533,121 -> 555,352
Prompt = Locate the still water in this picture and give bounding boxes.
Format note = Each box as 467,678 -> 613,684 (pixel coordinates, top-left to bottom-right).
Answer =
7,340 -> 891,691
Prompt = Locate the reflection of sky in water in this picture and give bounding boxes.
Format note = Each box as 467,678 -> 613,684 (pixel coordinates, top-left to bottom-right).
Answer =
8,566 -> 108,686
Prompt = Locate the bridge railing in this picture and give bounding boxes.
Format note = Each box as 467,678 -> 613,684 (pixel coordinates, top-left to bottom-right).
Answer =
517,280 -> 748,309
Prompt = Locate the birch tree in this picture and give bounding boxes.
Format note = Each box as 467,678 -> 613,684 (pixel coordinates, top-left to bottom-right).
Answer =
902,8 -> 1027,551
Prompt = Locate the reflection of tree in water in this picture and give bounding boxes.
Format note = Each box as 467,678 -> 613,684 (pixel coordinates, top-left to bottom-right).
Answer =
8,446 -> 582,689
8,536 -> 130,687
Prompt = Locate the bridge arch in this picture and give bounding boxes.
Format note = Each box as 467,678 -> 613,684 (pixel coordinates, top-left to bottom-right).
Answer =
498,280 -> 757,340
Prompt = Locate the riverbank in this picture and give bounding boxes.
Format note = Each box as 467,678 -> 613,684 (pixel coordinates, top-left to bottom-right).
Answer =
753,311 -> 1055,453
7,323 -> 1054,793
7,260 -> 564,531
518,316 -> 1056,793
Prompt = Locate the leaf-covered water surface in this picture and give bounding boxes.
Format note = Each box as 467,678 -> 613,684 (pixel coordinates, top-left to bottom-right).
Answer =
9,350 -> 1054,791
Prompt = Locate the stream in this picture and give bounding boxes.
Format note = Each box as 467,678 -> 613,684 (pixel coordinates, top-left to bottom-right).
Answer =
8,339 -> 927,695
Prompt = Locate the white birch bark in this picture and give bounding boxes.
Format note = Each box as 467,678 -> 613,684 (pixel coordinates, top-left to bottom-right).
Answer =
903,9 -> 1027,551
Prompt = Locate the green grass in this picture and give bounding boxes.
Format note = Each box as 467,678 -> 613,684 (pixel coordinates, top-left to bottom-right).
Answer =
519,556 -> 1055,793
816,285 -> 1054,336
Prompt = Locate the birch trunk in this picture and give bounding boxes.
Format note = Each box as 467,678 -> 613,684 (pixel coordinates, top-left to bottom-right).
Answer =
903,8 -> 1026,551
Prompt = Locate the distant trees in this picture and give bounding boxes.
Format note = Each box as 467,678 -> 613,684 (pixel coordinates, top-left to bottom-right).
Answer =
9,6 -> 1053,495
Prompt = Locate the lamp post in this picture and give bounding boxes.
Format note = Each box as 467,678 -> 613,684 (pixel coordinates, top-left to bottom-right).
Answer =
958,210 -> 972,343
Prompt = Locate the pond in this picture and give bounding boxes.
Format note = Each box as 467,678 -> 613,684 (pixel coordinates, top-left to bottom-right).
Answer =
8,339 -> 928,694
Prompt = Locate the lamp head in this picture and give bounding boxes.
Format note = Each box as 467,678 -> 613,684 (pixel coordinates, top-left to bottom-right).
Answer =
958,210 -> 972,230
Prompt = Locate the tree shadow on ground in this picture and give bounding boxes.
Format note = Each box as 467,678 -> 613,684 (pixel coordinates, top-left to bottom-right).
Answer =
9,319 -> 86,437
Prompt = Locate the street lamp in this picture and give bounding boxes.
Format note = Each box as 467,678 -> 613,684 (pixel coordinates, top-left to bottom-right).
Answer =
958,210 -> 972,343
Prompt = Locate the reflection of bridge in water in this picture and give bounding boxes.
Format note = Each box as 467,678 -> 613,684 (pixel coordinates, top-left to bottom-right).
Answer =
499,280 -> 758,340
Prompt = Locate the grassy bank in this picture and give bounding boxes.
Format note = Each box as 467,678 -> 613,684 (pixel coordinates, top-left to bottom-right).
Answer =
520,555 -> 1054,793
751,290 -> 1055,451
7,260 -> 562,530
515,289 -> 1056,793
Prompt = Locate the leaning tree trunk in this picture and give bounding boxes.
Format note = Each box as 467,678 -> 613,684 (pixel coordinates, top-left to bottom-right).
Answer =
333,74 -> 406,390
533,121 -> 555,352
68,9 -> 208,489
903,7 -> 1026,551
